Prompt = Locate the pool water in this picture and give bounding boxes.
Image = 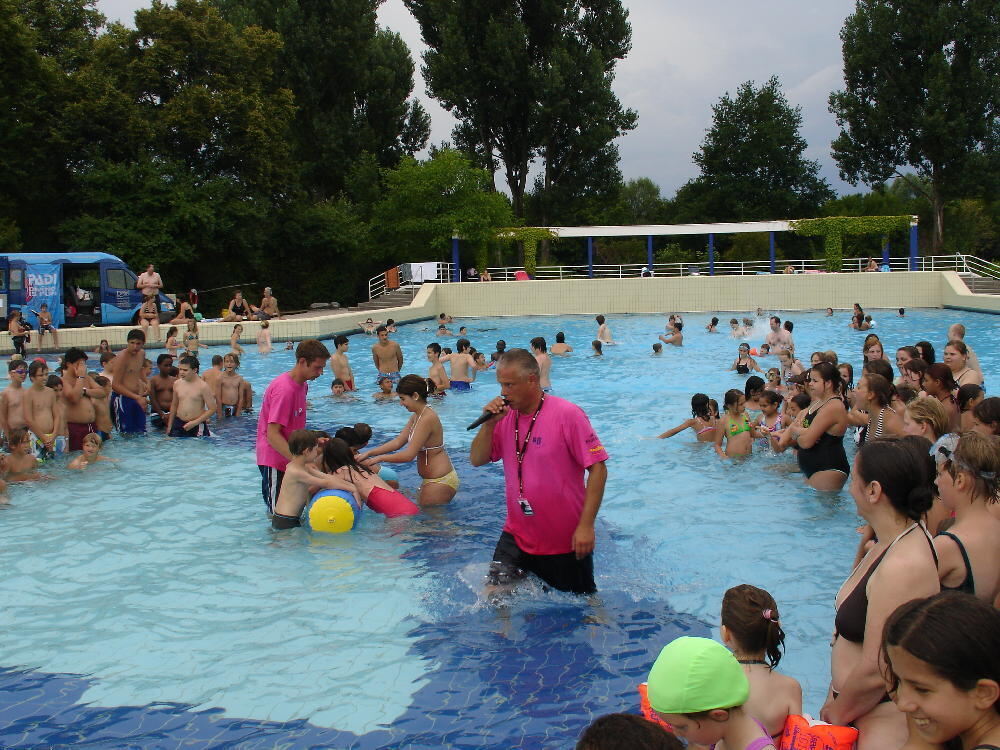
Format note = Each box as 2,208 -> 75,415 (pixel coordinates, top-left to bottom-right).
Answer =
1,308 -> 996,748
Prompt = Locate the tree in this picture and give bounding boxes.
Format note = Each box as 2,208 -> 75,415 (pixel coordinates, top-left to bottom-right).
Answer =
404,0 -> 636,222
829,0 -> 1000,251
372,149 -> 514,261
678,77 -> 833,223
213,0 -> 430,198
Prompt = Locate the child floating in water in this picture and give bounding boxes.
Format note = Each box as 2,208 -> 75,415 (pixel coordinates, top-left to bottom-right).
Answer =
720,584 -> 802,739
659,393 -> 716,442
645,636 -> 776,749
68,433 -> 117,470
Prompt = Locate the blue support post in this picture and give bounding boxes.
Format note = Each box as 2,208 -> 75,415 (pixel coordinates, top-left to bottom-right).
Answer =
882,237 -> 890,265
909,224 -> 919,271
451,237 -> 460,282
708,233 -> 715,276
646,235 -> 654,270
587,237 -> 594,278
768,232 -> 776,274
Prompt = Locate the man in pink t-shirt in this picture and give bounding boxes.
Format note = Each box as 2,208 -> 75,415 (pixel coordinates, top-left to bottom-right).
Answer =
470,349 -> 608,594
256,339 -> 330,513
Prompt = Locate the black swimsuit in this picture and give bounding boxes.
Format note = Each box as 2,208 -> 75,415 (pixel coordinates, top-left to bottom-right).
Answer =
231,301 -> 247,316
937,530 -> 975,594
796,401 -> 850,478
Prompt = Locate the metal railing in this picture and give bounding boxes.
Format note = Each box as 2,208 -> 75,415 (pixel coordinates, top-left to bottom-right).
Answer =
367,254 -> 1000,299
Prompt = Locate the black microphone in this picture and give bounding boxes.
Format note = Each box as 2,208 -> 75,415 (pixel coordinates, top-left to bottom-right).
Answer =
467,399 -> 508,430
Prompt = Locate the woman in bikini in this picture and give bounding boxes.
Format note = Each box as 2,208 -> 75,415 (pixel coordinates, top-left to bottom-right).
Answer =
138,294 -> 160,342
850,373 -> 905,445
360,374 -> 458,505
819,437 -> 940,750
779,362 -> 850,491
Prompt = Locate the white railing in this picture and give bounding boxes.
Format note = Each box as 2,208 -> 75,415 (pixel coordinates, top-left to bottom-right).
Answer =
367,254 -> 1000,298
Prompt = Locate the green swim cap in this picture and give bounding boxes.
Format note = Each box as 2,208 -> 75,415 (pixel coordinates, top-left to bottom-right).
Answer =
646,636 -> 749,714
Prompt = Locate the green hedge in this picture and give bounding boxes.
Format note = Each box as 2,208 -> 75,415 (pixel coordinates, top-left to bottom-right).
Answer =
789,216 -> 911,271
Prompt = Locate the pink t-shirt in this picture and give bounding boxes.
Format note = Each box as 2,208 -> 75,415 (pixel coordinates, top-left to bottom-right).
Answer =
255,372 -> 307,470
136,271 -> 162,296
490,395 -> 608,555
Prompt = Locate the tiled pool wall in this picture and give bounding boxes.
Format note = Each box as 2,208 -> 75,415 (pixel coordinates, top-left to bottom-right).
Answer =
2,271 -> 995,354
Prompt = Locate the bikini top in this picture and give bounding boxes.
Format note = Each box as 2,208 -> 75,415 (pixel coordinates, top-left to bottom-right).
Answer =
856,406 -> 891,446
409,409 -> 443,453
231,301 -> 246,314
835,523 -> 938,643
729,414 -> 751,436
709,719 -> 773,750
937,530 -> 975,595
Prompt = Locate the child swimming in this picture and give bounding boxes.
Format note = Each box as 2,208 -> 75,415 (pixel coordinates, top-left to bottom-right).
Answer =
881,592 -> 1000,750
720,584 -> 802,739
68,432 -> 117,469
716,389 -> 753,459
659,393 -> 717,442
645,636 -> 776,749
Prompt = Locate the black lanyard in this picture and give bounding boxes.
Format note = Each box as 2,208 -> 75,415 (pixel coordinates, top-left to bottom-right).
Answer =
513,395 -> 545,497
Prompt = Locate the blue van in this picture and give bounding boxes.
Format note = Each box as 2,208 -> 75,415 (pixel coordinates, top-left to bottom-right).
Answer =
0,252 -> 175,330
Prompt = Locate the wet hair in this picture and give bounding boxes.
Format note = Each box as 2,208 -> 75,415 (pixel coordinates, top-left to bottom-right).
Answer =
730,318 -> 739,326
82,432 -> 102,449
438,313 -> 447,320
64,348 -> 88,365
743,375 -> 765,400
711,317 -> 719,326
126,328 -> 145,343
972,397 -> 1000,435
555,332 -> 565,343
334,334 -> 349,348
765,367 -> 780,381
427,342 -> 441,356
297,339 -> 331,362
496,340 -> 507,351
957,384 -> 983,412
723,388 -> 744,411
945,339 -> 968,358
810,361 -> 845,398
882,591 -> 1000,714
166,326 -> 178,340
7,426 -> 29,447
707,398 -> 720,418
377,376 -> 393,387
232,323 -> 243,334
425,377 -> 438,395
652,343 -> 662,353
45,374 -> 62,389
156,353 -> 173,366
690,393 -> 711,420
28,360 -> 48,377
499,348 -> 540,376
211,355 -> 224,366
896,345 -> 919,361
224,352 -> 240,368
759,343 -> 770,354
856,436 -> 935,521
946,431 -> 1000,503
838,362 -> 854,389
674,322 -> 683,331
576,713 -> 683,750
396,374 -> 428,400
810,351 -> 829,364
783,320 -> 793,333
924,363 -> 957,393
93,374 -> 110,387
455,337 -> 471,353
861,373 -> 894,408
287,429 -> 324,456
770,316 -> 781,325
353,422 -> 373,443
901,358 -> 928,380
179,355 -> 200,372
331,378 -> 345,388
99,352 -> 115,366
862,358 -> 894,383
790,392 -> 811,411
437,324 -> 448,331
530,336 -> 546,352
915,340 -> 936,364
895,384 -> 918,404
721,584 -> 786,669
386,319 -> 395,326
759,390 -> 783,408
595,315 -> 605,325
322,437 -> 371,476
863,339 -> 884,360
591,340 -> 602,354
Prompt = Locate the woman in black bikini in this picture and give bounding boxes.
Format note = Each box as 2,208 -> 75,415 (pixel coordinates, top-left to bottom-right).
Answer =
779,362 -> 850,491
820,437 -> 940,749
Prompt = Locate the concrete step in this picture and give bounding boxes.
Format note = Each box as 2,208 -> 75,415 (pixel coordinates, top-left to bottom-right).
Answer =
963,277 -> 1000,294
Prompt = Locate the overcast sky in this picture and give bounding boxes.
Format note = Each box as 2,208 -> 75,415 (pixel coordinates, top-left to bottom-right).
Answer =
97,0 -> 862,198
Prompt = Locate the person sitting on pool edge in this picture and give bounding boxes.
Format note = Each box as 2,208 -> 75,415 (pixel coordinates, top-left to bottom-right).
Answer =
271,429 -> 356,530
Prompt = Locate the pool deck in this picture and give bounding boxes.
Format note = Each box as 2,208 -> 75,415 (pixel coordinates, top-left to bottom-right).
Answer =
1,270 -> 995,355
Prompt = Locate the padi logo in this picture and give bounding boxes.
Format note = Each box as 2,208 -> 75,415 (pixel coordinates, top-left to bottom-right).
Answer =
25,272 -> 58,299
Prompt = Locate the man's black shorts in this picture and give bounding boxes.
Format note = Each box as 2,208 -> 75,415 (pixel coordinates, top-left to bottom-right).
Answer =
488,531 -> 596,595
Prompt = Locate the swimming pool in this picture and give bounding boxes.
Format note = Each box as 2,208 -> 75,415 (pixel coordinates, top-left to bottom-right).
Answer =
1,308 -> 996,748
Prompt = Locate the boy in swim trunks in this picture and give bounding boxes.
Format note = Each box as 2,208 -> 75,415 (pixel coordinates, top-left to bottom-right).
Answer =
0,359 -> 29,446
217,353 -> 248,418
271,429 -> 358,529
149,354 -> 175,429
35,303 -> 58,351
202,355 -> 224,395
108,329 -> 148,434
91,375 -> 114,440
441,338 -> 475,391
371,326 -> 403,384
61,348 -> 107,451
426,343 -> 451,391
23,360 -> 61,458
166,356 -> 216,437
329,335 -> 355,391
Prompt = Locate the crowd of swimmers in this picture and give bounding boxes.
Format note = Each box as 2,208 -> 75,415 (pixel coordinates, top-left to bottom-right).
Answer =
4,304 -> 999,750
